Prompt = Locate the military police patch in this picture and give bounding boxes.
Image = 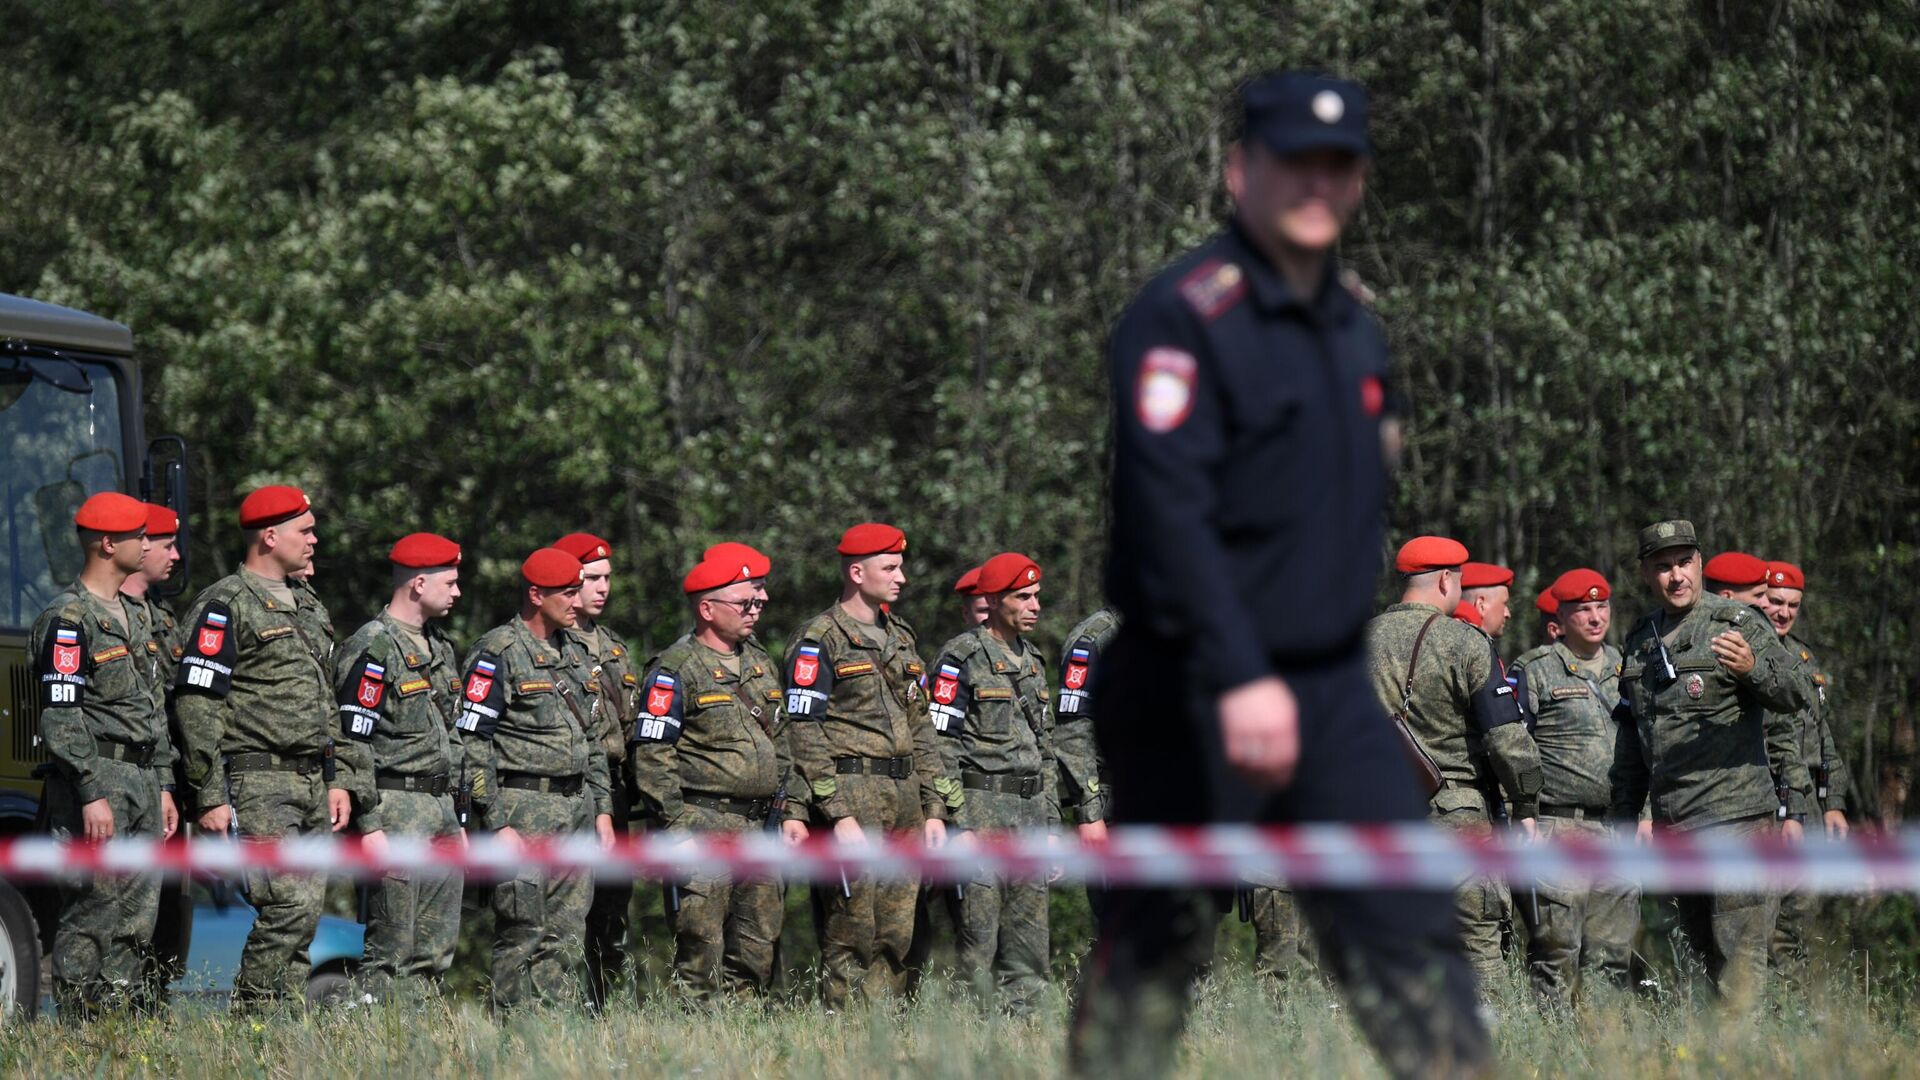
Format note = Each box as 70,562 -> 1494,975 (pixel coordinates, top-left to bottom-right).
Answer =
465,658 -> 497,703
1685,673 -> 1705,699
1137,347 -> 1197,434
52,626 -> 82,675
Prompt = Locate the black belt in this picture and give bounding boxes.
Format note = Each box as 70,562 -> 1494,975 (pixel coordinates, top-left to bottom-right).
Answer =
378,772 -> 450,797
1538,802 -> 1609,820
227,751 -> 322,775
961,770 -> 1041,798
95,739 -> 156,767
499,771 -> 583,796
833,755 -> 913,779
683,792 -> 773,820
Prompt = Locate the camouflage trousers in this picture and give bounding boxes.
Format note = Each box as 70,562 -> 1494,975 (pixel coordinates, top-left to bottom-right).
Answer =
584,766 -> 633,1010
1670,815 -> 1780,1008
1431,803 -> 1509,991
490,787 -> 594,1011
1770,889 -> 1819,984
1516,815 -> 1638,1005
45,760 -> 164,1015
816,774 -> 923,1010
955,789 -> 1050,1015
664,803 -> 784,1000
1245,881 -> 1320,984
228,767 -> 333,1007
358,789 -> 463,1002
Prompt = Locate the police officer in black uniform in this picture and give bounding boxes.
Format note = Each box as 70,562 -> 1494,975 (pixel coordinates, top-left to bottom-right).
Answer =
1068,72 -> 1489,1079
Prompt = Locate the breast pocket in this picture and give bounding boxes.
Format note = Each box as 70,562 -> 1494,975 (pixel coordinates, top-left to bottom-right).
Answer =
1673,659 -> 1730,716
971,684 -> 1017,737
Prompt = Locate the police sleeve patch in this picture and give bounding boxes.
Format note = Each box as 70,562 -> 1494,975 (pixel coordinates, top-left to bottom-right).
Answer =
784,641 -> 834,719
1135,347 -> 1198,434
454,652 -> 507,738
175,600 -> 237,698
1468,655 -> 1523,733
38,618 -> 88,709
336,653 -> 385,740
631,669 -> 684,744
1057,636 -> 1097,716
928,658 -> 970,737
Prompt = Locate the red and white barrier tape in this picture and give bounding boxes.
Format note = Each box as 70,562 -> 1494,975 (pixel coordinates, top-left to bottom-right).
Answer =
2,825 -> 1916,893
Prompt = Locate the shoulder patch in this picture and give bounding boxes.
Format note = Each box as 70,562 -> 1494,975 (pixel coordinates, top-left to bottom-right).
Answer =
836,660 -> 876,677
1137,346 -> 1198,434
695,692 -> 733,708
1177,258 -> 1246,321
975,687 -> 1014,701
92,644 -> 130,664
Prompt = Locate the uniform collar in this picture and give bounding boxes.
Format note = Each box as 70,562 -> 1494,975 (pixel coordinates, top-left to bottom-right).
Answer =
66,583 -> 132,642
829,603 -> 892,648
1225,217 -> 1352,324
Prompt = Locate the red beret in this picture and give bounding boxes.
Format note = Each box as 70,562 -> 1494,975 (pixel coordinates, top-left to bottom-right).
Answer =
1395,536 -> 1468,574
1534,587 -> 1558,617
1550,568 -> 1611,604
553,532 -> 613,564
974,552 -> 1042,595
704,541 -> 771,579
1766,561 -> 1805,590
1451,601 -> 1483,627
953,565 -> 982,595
390,532 -> 462,569
683,555 -> 755,595
238,485 -> 312,529
1460,562 -> 1513,589
143,502 -> 179,537
1703,551 -> 1768,587
838,523 -> 907,557
521,547 -> 583,589
75,492 -> 147,533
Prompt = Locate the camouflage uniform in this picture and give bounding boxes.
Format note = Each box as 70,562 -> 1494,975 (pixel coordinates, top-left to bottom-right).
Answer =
334,611 -> 464,1000
175,569 -> 366,1007
1608,594 -> 1813,1004
122,589 -> 191,998
568,621 -> 640,1008
629,634 -> 793,998
1511,641 -> 1637,1003
455,618 -> 612,1010
31,585 -> 176,1014
1366,601 -> 1543,988
1770,631 -> 1853,980
783,604 -> 956,1008
928,626 -> 1059,1014
1055,608 -> 1121,940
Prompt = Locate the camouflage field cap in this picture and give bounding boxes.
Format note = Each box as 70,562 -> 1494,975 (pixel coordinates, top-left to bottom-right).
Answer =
1637,519 -> 1698,560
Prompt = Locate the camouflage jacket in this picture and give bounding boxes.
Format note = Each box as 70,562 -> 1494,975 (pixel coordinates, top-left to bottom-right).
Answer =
565,621 -> 638,765
454,617 -> 612,825
1365,602 -> 1543,819
120,591 -> 182,722
927,626 -> 1061,831
628,633 -> 794,828
1053,607 -> 1118,822
1783,631 -> 1854,815
332,611 -> 463,832
1513,641 -> 1623,812
1607,595 -> 1814,829
782,603 -> 952,822
30,584 -> 177,803
174,569 -> 364,812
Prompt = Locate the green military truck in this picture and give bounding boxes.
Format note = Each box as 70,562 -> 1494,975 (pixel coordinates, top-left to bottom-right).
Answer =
0,292 -> 190,1020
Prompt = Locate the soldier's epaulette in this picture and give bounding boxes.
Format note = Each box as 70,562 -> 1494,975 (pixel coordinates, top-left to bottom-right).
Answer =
885,610 -> 917,640
1177,258 -> 1247,322
937,630 -> 987,666
1512,645 -> 1555,671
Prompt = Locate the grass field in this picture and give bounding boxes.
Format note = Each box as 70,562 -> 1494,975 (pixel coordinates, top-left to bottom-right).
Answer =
6,951 -> 1916,1080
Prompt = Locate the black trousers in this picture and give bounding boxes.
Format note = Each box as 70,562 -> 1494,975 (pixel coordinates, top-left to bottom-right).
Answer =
1067,629 -> 1490,1080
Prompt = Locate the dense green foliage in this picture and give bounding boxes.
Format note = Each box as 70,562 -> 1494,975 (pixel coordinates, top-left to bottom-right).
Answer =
3,1 -> 1914,823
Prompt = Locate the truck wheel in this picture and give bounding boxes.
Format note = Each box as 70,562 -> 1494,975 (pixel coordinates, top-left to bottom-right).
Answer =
0,883 -> 43,1023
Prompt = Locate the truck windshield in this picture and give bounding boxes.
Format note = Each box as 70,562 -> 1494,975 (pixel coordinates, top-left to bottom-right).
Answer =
0,357 -> 127,630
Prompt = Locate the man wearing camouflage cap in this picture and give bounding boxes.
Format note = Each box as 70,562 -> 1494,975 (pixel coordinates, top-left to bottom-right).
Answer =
335,532 -> 467,1001
1608,520 -> 1813,1006
455,547 -> 616,1010
1511,569 -> 1638,1003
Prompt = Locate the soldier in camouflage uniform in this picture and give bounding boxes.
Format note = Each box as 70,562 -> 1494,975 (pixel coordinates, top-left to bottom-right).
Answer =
454,547 -> 616,1011
1609,521 -> 1814,1006
630,546 -> 805,999
925,553 -> 1071,1014
1511,568 -> 1638,1004
552,532 -> 642,1009
335,533 -> 467,1001
32,493 -> 180,1017
1367,537 -> 1542,991
783,523 -> 957,1009
175,485 -> 367,1009
1761,560 -> 1854,980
